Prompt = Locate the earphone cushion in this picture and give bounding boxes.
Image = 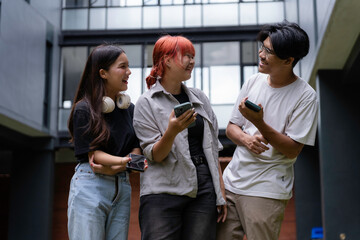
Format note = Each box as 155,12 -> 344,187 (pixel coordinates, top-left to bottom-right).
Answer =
116,93 -> 131,109
102,96 -> 115,113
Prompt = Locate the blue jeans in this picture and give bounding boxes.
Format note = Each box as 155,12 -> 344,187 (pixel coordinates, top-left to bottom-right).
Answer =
67,163 -> 131,240
139,164 -> 217,240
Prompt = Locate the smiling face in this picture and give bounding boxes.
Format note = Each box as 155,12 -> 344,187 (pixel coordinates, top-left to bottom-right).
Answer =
100,53 -> 131,98
182,53 -> 195,80
258,37 -> 286,75
168,51 -> 195,82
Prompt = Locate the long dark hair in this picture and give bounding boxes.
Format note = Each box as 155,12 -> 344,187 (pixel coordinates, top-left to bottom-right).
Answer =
68,44 -> 125,149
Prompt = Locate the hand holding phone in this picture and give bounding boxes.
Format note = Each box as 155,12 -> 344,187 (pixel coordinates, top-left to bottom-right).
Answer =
174,102 -> 196,128
126,153 -> 146,172
245,100 -> 261,112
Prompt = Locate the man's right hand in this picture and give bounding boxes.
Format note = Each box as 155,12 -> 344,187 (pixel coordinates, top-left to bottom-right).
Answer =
243,134 -> 269,155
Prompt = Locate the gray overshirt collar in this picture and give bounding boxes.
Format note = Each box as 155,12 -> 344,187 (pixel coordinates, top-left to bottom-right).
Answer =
150,80 -> 203,105
149,80 -> 211,123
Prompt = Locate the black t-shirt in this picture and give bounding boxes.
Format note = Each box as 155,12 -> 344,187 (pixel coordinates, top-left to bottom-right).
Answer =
172,90 -> 205,157
73,100 -> 140,163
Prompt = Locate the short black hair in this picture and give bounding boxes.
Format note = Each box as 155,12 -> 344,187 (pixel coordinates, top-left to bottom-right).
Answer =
257,20 -> 310,67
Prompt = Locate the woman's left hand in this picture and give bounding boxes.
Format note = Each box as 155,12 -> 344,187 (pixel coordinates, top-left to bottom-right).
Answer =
217,204 -> 228,223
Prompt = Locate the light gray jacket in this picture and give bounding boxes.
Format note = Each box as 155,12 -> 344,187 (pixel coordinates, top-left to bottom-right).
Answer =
133,81 -> 226,205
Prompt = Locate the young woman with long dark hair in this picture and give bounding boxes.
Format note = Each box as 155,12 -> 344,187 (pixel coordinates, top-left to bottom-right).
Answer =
67,44 -> 143,240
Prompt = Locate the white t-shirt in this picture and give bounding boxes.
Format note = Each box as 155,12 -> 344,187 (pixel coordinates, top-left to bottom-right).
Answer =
223,73 -> 318,200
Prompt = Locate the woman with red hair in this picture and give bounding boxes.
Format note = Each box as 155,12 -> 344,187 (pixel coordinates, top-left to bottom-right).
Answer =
133,35 -> 227,240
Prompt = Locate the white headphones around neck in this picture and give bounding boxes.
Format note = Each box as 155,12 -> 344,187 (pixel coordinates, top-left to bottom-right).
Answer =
102,92 -> 131,113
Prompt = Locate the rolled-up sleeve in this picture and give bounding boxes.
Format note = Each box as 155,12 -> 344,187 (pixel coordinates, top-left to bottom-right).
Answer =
286,97 -> 319,146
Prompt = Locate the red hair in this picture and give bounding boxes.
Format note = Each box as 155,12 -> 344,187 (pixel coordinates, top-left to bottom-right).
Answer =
146,35 -> 195,89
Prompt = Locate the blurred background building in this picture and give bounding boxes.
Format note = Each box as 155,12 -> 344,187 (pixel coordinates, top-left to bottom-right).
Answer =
0,0 -> 359,239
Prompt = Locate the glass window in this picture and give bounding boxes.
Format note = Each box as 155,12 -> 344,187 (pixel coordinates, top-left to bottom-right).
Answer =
90,0 -> 106,7
243,65 -> 257,83
185,69 -> 196,88
209,0 -> 237,2
58,108 -> 71,131
89,8 -> 106,30
108,0 -> 142,6
161,5 -> 184,28
194,43 -> 201,67
144,67 -> 152,80
186,44 -> 201,89
161,0 -> 184,4
203,42 -> 239,66
186,0 -> 203,3
127,0 -> 142,6
202,67 -> 210,98
203,42 -> 240,104
61,47 -> 87,107
144,0 -> 158,5
185,5 -> 201,27
63,0 -> 88,8
145,44 -> 154,68
58,46 -> 88,132
123,45 -> 142,68
209,65 -> 240,104
284,0 -> 298,23
107,7 -> 142,29
143,6 -> 160,28
203,4 -> 238,26
239,2 -> 256,25
62,9 -> 88,30
61,0 -> 287,30
107,0 -> 124,6
127,68 -> 142,104
258,1 -> 284,24
212,105 -> 234,129
242,41 -> 258,64
119,45 -> 143,102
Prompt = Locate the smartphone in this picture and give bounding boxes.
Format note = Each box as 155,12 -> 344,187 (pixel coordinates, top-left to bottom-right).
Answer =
126,153 -> 146,172
245,100 -> 261,112
174,102 -> 196,128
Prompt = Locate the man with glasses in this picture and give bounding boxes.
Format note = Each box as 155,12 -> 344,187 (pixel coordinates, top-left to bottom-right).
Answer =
217,20 -> 318,240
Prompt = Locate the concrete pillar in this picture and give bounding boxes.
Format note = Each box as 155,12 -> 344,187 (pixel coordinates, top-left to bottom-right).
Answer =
8,138 -> 55,240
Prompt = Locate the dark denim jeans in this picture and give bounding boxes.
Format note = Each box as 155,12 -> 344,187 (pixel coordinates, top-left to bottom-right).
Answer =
139,164 -> 217,240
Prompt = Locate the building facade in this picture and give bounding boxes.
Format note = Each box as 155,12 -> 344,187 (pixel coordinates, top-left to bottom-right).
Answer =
0,0 -> 359,239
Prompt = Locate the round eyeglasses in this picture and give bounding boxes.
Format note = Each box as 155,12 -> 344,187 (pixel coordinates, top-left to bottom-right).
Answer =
259,43 -> 275,57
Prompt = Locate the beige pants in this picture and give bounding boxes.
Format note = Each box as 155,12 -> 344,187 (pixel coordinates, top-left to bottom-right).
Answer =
216,190 -> 288,240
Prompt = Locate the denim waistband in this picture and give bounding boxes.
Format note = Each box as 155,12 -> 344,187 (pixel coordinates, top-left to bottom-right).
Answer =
76,162 -> 128,180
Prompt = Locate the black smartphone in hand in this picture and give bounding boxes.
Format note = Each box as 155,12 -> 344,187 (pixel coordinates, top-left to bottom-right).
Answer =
127,153 -> 146,172
245,100 -> 261,112
174,102 -> 196,128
